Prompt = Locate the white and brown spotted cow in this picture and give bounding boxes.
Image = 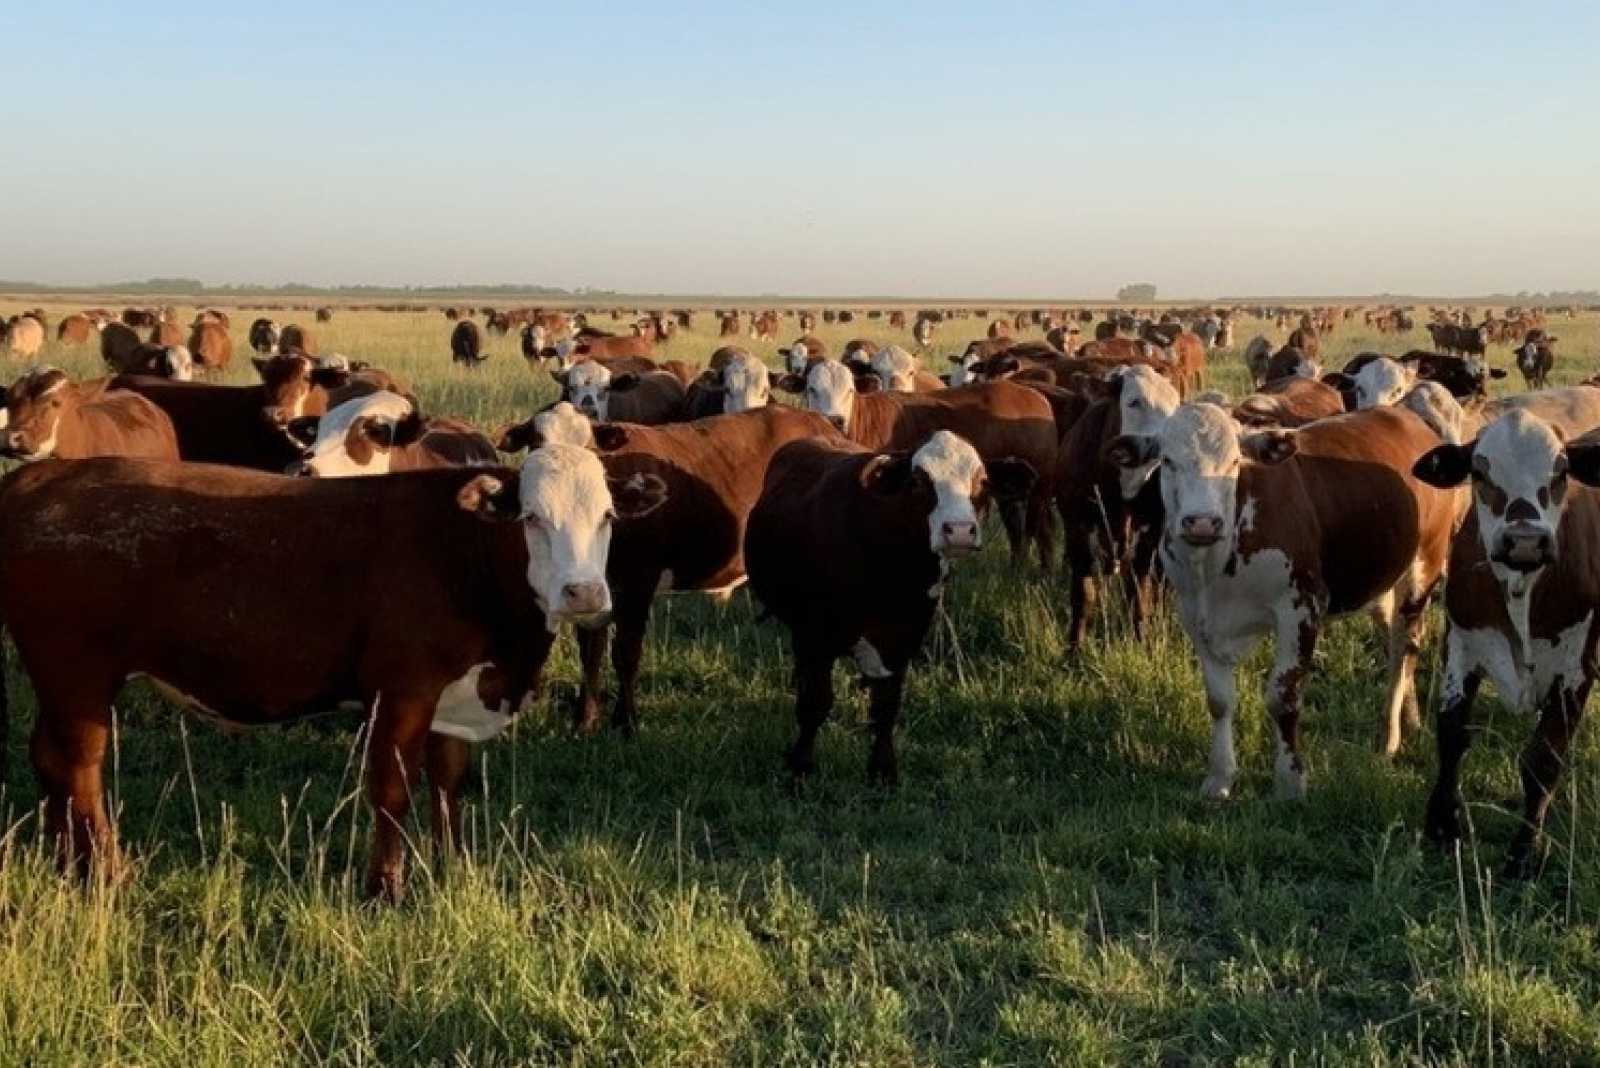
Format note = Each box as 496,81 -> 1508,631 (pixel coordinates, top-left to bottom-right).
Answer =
1412,411 -> 1600,877
1108,404 -> 1457,799
286,391 -> 498,477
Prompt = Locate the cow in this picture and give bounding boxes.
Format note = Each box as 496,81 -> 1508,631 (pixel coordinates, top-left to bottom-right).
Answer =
719,313 -> 740,337
315,307 -> 334,322
56,314 -> 97,345
1341,350 -> 1505,407
495,401 -> 596,453
1512,332 -> 1557,391
1323,355 -> 1414,411
746,431 -> 1033,783
5,315 -> 44,360
0,367 -> 179,461
1411,413 -> 1600,878
188,320 -> 232,370
121,308 -> 158,328
99,321 -> 194,380
0,446 -> 667,898
775,364 -> 1057,567
913,317 -> 933,349
249,318 -> 280,355
1427,322 -> 1491,358
859,345 -> 940,393
285,392 -> 497,477
798,311 -> 817,333
1261,347 -> 1320,384
278,324 -> 318,356
110,374 -> 321,471
781,335 -> 829,376
1482,386 -> 1600,439
889,310 -> 907,329
554,360 -> 685,424
1107,403 -> 1457,798
1285,323 -> 1320,363
451,320 -> 485,367
683,348 -> 774,417
1243,335 -> 1275,386
149,321 -> 184,348
1234,377 -> 1346,428
987,319 -> 1013,340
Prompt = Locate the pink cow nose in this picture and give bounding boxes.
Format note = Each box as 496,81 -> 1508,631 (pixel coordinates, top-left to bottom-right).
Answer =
941,520 -> 980,554
560,581 -> 611,619
1180,513 -> 1223,546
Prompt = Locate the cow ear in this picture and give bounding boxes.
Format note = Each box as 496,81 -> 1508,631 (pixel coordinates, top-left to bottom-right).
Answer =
592,424 -> 630,452
1104,434 -> 1157,468
309,367 -> 350,388
609,472 -> 668,519
285,415 -> 320,446
1412,442 -> 1476,488
609,373 -> 640,392
1489,367 -> 1508,379
939,373 -> 952,386
855,375 -> 882,394
390,410 -> 426,447
1566,443 -> 1600,487
252,356 -> 271,379
774,373 -> 805,394
859,453 -> 912,495
985,457 -> 1038,501
457,474 -> 520,521
495,419 -> 539,453
1241,430 -> 1298,465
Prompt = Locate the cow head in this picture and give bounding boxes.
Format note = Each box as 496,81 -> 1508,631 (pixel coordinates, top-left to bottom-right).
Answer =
1108,402 -> 1296,557
540,338 -> 577,372
286,392 -> 424,477
158,345 -> 195,381
946,348 -> 981,387
558,360 -> 614,420
1350,356 -> 1414,410
457,444 -> 664,628
1110,364 -> 1182,500
869,345 -> 918,392
255,354 -> 347,426
1399,381 -> 1468,445
0,367 -> 72,460
789,359 -> 856,432
718,350 -> 773,413
498,401 -> 596,453
861,431 -> 1033,558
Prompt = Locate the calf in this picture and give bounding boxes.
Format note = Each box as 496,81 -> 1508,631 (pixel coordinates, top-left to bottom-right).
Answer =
0,448 -> 664,898
556,361 -> 685,424
286,392 -> 498,476
1108,404 -> 1456,798
0,368 -> 179,461
1412,413 -> 1600,876
747,432 -> 1032,782
1512,332 -> 1556,390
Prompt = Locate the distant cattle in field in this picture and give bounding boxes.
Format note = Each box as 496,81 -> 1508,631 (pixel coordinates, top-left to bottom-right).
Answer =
5,315 -> 44,360
0,366 -> 179,461
121,308 -> 158,328
750,311 -> 779,341
188,320 -> 232,370
1513,332 -> 1557,390
1427,321 -> 1491,358
799,311 -> 817,333
451,320 -> 485,367
719,313 -> 740,337
150,321 -> 185,347
56,314 -> 97,345
913,316 -> 933,348
249,318 -> 280,354
315,307 -> 334,322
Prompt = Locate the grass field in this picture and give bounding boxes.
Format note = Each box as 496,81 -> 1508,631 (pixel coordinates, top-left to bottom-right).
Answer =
0,300 -> 1598,1065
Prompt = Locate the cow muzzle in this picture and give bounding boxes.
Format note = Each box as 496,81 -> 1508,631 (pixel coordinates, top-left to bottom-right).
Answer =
1179,513 -> 1224,547
557,580 -> 612,623
938,520 -> 981,556
0,434 -> 36,461
1493,523 -> 1555,573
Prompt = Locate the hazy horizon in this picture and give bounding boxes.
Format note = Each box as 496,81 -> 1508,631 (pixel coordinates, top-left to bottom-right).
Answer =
5,2 -> 1596,299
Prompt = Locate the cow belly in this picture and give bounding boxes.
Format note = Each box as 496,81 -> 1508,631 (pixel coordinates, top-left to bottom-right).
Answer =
1448,613 -> 1593,713
429,664 -> 517,743
1170,547 -> 1293,660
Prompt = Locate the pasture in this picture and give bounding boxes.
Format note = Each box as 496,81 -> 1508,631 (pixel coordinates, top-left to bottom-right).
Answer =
0,299 -> 1598,1066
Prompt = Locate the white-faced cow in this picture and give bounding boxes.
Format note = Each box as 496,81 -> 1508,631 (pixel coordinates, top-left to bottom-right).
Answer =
285,391 -> 497,477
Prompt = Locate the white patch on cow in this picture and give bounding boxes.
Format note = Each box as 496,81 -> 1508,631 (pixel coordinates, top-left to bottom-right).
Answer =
1150,404 -> 1243,573
947,351 -> 979,387
565,360 -> 612,421
518,443 -> 615,628
429,664 -> 514,743
1400,381 -> 1465,444
533,401 -> 594,447
869,345 -> 918,392
1352,357 -> 1413,409
1115,366 -> 1181,500
721,350 -> 771,413
852,639 -> 892,679
913,431 -> 986,556
0,408 -> 9,431
303,391 -> 414,477
783,346 -> 810,376
163,346 -> 195,381
803,360 -> 856,428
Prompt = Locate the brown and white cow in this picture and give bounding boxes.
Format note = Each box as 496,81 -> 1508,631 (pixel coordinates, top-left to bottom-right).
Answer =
746,431 -> 1034,783
285,391 -> 498,477
1411,411 -> 1600,876
860,344 -> 941,393
188,320 -> 232,370
0,447 -> 664,898
1108,404 -> 1456,798
555,361 -> 685,425
249,318 -> 280,355
1234,377 -> 1346,428
684,348 -> 775,417
1512,333 -> 1556,391
0,368 -> 179,461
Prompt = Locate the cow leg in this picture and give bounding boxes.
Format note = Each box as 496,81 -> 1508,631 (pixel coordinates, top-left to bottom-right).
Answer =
786,643 -> 835,781
1124,524 -> 1161,640
1027,485 -> 1056,575
1065,525 -> 1097,651
1424,642 -> 1481,846
1267,611 -> 1318,800
1506,682 -> 1590,879
30,694 -> 117,881
1198,651 -> 1240,800
1379,581 -> 1430,756
999,498 -> 1027,560
574,622 -> 609,734
364,696 -> 433,902
608,587 -> 655,736
424,733 -> 472,856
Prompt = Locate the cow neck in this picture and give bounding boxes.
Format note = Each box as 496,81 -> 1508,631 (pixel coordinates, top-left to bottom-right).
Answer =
846,393 -> 898,450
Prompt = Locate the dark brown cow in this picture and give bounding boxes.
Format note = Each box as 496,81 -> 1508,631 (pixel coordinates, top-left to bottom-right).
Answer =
746,431 -> 1033,782
188,320 -> 232,370
248,318 -> 280,354
0,448 -> 660,897
1234,376 -> 1347,427
100,322 -> 194,380
719,313 -> 740,337
1512,332 -> 1557,391
315,307 -> 334,322
451,320 -> 485,367
0,368 -> 179,461
285,391 -> 498,476
278,324 -> 318,356
110,374 -> 322,470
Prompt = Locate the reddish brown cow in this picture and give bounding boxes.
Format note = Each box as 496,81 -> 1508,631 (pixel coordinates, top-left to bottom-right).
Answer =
1234,376 -> 1347,427
0,368 -> 179,461
188,320 -> 232,370
278,324 -> 319,356
56,314 -> 96,345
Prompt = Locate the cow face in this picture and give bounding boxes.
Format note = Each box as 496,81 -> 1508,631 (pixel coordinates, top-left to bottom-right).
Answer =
720,351 -> 772,413
0,367 -> 71,460
862,431 -> 990,557
562,360 -> 613,420
869,346 -> 918,392
289,392 -> 421,477
799,359 -> 856,431
458,444 -> 668,627
159,345 -> 195,381
1413,410 -> 1591,593
1351,357 -> 1413,409
946,349 -> 981,387
782,343 -> 812,376
1113,365 -> 1182,500
254,354 -> 327,424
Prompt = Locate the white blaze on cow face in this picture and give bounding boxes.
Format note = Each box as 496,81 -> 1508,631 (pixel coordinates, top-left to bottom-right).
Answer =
947,350 -> 980,387
803,359 -> 856,431
870,345 -> 918,392
913,430 -> 986,556
1152,403 -> 1244,554
162,346 -> 195,382
518,443 -> 615,627
1352,357 -> 1412,409
300,391 -> 415,476
533,401 -> 595,447
551,338 -> 577,371
1469,411 -> 1568,598
1115,366 -> 1181,500
783,345 -> 810,376
565,360 -> 612,420
721,350 -> 771,413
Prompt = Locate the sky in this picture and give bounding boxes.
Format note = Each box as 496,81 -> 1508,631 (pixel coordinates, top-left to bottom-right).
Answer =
3,1 -> 1597,298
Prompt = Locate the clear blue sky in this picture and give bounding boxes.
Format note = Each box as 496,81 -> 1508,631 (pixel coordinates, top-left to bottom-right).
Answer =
4,1 -> 1596,297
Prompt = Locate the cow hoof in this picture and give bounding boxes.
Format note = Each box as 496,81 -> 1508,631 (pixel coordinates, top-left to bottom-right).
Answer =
1200,777 -> 1233,802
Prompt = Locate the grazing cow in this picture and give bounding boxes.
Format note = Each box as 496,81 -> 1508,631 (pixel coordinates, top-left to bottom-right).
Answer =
1234,377 -> 1346,428
278,324 -> 318,356
1107,404 -> 1456,797
285,392 -> 497,477
98,322 -> 193,380
188,320 -> 232,370
56,314 -> 96,345
451,320 -> 485,367
776,365 -> 1057,567
249,318 -> 280,355
1512,332 -> 1556,391
0,367 -> 179,461
5,315 -> 44,360
1411,413 -> 1600,877
747,432 -> 1033,782
0,447 -> 665,898
554,361 -> 685,424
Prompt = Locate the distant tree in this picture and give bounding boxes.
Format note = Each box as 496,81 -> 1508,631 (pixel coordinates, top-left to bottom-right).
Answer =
1117,283 -> 1158,303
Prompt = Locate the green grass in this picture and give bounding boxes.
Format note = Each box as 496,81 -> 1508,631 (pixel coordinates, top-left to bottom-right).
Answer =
0,302 -> 1598,1065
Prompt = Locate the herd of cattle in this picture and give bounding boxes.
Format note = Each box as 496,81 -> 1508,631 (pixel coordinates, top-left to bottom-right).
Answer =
0,298 -> 1597,902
